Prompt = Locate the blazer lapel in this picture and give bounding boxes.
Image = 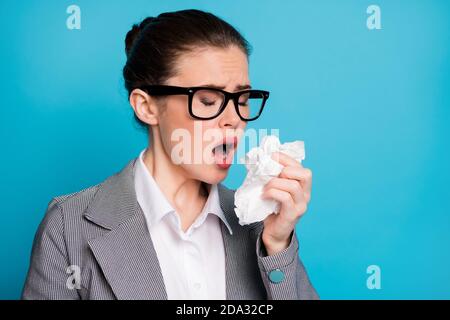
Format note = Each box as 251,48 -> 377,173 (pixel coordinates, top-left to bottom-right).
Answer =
84,159 -> 167,299
218,184 -> 265,300
217,184 -> 247,300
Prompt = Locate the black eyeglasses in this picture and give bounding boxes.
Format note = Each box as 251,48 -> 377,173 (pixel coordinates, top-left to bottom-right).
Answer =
140,85 -> 270,121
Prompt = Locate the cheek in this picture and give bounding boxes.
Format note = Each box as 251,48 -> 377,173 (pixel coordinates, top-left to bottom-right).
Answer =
158,102 -> 193,156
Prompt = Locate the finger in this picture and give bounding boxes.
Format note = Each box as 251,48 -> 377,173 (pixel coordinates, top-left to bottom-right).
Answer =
271,152 -> 302,168
279,166 -> 312,196
263,177 -> 304,204
261,188 -> 300,223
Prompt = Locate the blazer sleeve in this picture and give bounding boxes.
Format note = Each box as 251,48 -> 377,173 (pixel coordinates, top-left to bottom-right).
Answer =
255,226 -> 319,300
21,199 -> 80,300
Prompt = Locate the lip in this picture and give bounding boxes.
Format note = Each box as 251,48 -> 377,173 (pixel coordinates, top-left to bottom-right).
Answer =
221,136 -> 238,149
216,162 -> 232,170
211,136 -> 238,153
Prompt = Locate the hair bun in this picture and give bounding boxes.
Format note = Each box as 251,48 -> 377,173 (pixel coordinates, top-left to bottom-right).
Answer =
125,17 -> 156,58
139,16 -> 156,29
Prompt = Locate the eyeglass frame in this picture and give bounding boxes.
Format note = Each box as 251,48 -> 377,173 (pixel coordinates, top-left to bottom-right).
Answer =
140,85 -> 270,121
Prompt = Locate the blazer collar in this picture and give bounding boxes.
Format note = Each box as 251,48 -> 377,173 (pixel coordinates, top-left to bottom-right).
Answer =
83,158 -> 138,230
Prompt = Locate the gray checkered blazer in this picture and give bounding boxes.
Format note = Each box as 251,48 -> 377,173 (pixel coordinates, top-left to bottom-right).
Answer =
22,158 -> 318,300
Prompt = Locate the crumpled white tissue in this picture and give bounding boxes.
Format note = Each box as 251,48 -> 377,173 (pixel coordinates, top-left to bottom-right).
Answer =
234,135 -> 305,226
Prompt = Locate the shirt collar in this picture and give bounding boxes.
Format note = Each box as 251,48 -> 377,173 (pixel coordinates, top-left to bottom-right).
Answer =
134,149 -> 233,235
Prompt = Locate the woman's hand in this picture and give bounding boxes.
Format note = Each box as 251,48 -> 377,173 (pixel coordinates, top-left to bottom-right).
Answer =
261,152 -> 312,256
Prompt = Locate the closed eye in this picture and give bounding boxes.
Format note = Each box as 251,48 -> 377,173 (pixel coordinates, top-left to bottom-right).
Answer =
238,99 -> 249,106
201,99 -> 217,106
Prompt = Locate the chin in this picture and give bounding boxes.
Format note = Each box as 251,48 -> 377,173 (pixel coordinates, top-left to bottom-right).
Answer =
190,164 -> 229,185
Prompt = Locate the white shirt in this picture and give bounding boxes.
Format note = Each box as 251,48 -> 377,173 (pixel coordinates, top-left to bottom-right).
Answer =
134,149 -> 233,300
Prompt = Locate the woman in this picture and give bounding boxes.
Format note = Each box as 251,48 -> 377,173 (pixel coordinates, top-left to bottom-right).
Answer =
22,9 -> 318,300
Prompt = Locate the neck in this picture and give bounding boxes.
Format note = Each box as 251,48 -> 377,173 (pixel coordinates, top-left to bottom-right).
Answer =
142,132 -> 208,231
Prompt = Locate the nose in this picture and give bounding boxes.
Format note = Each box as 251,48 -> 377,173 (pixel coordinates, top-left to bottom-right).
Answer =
218,99 -> 241,128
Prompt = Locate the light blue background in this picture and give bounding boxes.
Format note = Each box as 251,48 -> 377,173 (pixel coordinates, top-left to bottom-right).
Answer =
0,0 -> 449,299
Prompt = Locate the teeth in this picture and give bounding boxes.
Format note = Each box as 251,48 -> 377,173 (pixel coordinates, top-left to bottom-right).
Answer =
213,143 -> 233,155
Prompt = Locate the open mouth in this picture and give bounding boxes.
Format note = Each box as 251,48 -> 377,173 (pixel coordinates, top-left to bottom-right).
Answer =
211,137 -> 237,166
212,142 -> 235,156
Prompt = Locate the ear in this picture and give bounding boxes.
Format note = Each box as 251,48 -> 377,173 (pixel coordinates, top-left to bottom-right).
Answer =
129,88 -> 160,126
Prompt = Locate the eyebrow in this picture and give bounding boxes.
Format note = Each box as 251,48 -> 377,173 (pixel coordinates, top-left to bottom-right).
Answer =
198,83 -> 252,91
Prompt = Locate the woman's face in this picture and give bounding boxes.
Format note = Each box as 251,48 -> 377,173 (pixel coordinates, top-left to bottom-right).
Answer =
155,45 -> 249,184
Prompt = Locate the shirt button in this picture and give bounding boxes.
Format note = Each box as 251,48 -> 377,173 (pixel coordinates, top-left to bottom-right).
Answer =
268,269 -> 285,283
